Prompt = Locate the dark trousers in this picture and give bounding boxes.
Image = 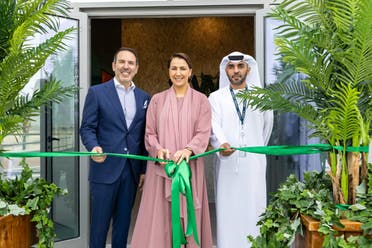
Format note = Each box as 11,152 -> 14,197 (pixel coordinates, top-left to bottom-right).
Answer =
89,167 -> 137,248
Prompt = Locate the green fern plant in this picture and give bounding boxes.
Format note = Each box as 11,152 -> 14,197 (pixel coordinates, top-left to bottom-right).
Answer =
0,0 -> 77,247
241,0 -> 372,205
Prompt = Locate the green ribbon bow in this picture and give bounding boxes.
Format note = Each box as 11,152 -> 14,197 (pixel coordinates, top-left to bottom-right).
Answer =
165,160 -> 200,247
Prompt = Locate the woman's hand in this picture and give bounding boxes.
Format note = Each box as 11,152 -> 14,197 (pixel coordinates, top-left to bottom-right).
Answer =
157,148 -> 170,166
172,148 -> 193,165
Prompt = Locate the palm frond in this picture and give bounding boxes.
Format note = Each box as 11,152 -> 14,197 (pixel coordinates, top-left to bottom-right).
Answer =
7,76 -> 78,122
271,10 -> 335,91
0,0 -> 16,60
357,89 -> 372,118
11,0 -> 70,51
0,0 -> 76,146
327,0 -> 357,33
0,115 -> 24,142
332,0 -> 372,88
270,0 -> 327,39
0,27 -> 74,108
274,38 -> 316,77
325,84 -> 362,143
241,79 -> 318,123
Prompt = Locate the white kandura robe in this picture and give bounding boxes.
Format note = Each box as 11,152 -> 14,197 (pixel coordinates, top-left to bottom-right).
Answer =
208,86 -> 273,248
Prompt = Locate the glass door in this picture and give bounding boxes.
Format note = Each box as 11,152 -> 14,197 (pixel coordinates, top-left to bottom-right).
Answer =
51,9 -> 90,248
39,11 -> 90,247
255,9 -> 323,201
39,16 -> 80,242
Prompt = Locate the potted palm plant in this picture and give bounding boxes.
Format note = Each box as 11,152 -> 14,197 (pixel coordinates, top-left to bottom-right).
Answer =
0,0 -> 76,247
240,0 -> 372,246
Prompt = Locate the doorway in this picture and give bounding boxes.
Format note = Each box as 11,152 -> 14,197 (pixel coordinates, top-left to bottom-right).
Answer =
90,17 -> 255,94
90,16 -> 255,246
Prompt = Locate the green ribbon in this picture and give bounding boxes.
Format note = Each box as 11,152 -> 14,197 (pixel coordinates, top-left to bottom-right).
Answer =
336,204 -> 351,210
165,160 -> 200,247
0,151 -> 161,161
0,144 -> 369,248
234,144 -> 369,155
1,144 -> 368,159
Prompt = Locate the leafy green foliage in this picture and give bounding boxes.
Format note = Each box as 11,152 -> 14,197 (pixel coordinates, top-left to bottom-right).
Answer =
342,164 -> 372,244
322,165 -> 372,247
248,171 -> 335,247
0,161 -> 65,248
248,171 -> 372,247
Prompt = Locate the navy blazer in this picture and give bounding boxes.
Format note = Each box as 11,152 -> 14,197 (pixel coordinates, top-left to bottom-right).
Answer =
80,80 -> 150,184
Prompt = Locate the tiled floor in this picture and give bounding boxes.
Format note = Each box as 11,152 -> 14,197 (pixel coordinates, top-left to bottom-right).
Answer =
106,190 -> 217,247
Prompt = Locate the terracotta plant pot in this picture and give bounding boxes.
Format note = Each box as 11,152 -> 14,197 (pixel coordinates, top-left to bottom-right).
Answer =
0,215 -> 37,247
295,214 -> 363,248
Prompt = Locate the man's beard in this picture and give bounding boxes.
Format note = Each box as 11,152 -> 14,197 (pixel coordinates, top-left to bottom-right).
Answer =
229,77 -> 246,86
228,71 -> 248,87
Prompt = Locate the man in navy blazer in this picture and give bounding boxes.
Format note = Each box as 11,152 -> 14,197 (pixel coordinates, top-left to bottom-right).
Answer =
80,47 -> 150,248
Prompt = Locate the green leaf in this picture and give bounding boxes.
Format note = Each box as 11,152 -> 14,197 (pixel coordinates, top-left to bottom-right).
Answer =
7,203 -> 26,215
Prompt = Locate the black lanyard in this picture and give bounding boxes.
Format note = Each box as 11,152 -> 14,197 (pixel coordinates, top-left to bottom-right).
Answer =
229,86 -> 248,126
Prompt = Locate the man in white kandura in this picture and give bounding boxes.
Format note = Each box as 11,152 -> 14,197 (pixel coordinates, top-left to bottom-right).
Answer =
208,51 -> 274,248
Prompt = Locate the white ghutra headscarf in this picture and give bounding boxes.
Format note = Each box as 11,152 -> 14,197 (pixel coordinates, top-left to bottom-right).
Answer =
219,51 -> 262,89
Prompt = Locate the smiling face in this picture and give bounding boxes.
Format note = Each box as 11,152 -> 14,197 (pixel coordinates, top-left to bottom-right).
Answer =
225,61 -> 250,89
168,57 -> 192,89
112,50 -> 139,86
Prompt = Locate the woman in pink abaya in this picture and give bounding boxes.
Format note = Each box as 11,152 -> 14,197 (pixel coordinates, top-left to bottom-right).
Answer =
131,53 -> 213,248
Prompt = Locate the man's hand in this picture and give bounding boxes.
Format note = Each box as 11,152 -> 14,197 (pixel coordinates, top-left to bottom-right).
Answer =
138,174 -> 145,191
219,143 -> 235,156
91,146 -> 106,163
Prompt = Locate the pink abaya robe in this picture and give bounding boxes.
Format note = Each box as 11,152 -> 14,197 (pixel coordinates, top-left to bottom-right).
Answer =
131,85 -> 213,248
